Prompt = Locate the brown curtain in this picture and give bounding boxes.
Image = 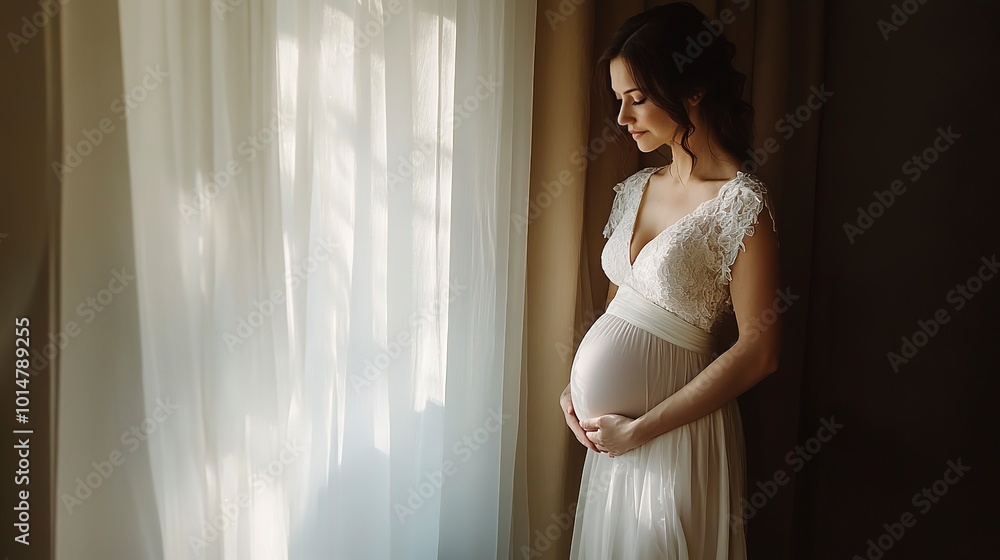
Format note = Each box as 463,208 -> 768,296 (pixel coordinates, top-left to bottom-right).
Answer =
517,1 -> 825,558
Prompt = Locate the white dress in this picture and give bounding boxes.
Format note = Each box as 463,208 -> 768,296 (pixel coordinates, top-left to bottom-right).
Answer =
568,165 -> 777,559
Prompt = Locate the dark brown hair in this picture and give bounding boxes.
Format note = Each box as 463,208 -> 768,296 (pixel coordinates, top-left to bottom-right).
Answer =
595,2 -> 755,172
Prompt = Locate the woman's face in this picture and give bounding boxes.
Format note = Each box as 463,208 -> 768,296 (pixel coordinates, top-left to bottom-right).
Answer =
609,56 -> 681,153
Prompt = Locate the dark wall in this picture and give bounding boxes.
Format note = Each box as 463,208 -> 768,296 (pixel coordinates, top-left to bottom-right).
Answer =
790,1 -> 998,558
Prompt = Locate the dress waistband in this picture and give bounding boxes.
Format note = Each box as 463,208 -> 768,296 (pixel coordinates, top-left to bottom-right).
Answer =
605,284 -> 716,355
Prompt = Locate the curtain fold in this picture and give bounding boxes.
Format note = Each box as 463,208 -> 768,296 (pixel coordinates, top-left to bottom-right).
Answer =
108,0 -> 534,558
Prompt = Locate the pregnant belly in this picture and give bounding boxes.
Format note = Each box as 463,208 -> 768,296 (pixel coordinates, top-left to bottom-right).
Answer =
569,314 -> 651,423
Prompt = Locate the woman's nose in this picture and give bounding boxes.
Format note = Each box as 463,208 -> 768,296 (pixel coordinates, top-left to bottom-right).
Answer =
617,104 -> 632,127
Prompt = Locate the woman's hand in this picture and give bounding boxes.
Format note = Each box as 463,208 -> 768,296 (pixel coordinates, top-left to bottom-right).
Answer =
580,414 -> 643,457
559,383 -> 601,453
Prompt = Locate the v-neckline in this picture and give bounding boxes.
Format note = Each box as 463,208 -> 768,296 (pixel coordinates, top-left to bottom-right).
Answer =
627,166 -> 744,270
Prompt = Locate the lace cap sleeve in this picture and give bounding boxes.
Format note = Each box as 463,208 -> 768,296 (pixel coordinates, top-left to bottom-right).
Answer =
718,173 -> 778,283
602,178 -> 630,239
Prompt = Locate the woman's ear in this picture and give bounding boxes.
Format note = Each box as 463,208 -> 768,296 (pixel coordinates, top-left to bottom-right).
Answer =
688,88 -> 706,107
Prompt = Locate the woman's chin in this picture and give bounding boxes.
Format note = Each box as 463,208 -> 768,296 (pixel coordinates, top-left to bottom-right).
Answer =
634,136 -> 660,152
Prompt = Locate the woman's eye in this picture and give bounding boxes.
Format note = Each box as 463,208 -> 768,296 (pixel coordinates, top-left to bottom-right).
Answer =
633,98 -> 646,105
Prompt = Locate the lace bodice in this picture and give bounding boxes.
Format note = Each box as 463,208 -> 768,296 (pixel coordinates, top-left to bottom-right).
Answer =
601,165 -> 777,334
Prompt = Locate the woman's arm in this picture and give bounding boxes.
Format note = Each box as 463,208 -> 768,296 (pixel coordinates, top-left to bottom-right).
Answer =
630,208 -> 782,445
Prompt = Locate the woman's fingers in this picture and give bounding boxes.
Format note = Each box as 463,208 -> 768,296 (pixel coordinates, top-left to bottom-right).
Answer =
574,423 -> 601,453
567,414 -> 601,452
576,432 -> 595,451
584,427 -> 609,454
587,430 -> 616,455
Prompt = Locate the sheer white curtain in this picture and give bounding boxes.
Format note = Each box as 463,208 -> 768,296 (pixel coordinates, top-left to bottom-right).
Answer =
114,0 -> 534,557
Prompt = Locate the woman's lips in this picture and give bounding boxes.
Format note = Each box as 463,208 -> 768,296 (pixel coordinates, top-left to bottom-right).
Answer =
631,131 -> 646,139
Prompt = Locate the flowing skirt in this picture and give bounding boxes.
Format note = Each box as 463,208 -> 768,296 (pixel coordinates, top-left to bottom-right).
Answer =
568,284 -> 747,559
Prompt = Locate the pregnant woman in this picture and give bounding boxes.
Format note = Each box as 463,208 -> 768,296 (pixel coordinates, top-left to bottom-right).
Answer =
559,4 -> 781,559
